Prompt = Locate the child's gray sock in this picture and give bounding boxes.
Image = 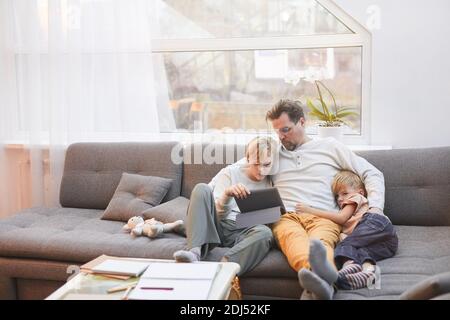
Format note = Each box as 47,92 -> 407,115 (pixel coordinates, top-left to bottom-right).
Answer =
298,268 -> 334,300
173,246 -> 201,262
309,239 -> 338,285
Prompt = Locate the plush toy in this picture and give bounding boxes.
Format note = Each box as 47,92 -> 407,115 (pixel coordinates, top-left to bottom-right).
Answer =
123,216 -> 184,238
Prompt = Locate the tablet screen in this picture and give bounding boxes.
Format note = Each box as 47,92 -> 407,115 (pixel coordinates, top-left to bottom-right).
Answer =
234,187 -> 286,214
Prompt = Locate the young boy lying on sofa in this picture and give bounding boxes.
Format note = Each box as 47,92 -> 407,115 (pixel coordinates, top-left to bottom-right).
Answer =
296,169 -> 399,299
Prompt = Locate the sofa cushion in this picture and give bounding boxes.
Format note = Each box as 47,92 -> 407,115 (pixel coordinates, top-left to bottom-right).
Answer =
205,225 -> 450,299
333,225 -> 450,300
142,196 -> 189,224
0,207 -> 187,263
101,173 -> 172,222
60,142 -> 183,210
2,209 -> 450,300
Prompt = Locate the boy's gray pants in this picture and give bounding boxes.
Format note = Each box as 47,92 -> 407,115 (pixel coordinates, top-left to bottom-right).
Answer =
186,183 -> 274,276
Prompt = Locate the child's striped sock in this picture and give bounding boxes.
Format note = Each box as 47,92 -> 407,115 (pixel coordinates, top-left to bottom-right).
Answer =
339,271 -> 376,290
338,262 -> 363,277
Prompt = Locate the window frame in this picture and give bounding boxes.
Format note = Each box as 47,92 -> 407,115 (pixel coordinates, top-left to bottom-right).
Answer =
151,0 -> 372,145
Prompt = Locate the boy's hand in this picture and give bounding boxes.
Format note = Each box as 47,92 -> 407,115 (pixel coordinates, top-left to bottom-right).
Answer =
295,202 -> 314,215
339,233 -> 348,241
225,183 -> 250,199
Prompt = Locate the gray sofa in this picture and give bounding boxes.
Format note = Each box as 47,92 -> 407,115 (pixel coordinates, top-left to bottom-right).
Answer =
0,142 -> 449,300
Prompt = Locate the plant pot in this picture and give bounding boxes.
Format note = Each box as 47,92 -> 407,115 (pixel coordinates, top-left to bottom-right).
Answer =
318,126 -> 343,141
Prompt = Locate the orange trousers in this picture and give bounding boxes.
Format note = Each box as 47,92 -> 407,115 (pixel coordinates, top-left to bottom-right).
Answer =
273,212 -> 341,272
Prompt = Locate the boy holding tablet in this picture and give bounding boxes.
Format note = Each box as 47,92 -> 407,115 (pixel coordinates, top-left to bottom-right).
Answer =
174,136 -> 278,276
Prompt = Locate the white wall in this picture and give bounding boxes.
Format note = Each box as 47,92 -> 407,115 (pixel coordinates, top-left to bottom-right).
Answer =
334,0 -> 450,148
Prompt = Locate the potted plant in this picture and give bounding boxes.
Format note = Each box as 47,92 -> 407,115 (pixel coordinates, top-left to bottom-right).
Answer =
305,80 -> 358,141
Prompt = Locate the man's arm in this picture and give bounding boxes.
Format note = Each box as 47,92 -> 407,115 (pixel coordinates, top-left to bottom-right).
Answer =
296,203 -> 356,226
333,140 -> 385,213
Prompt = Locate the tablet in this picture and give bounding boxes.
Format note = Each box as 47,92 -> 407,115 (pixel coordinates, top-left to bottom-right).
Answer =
234,187 -> 286,214
234,187 -> 286,228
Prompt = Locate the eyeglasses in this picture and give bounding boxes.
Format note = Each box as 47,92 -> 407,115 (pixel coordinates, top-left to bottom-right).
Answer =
273,121 -> 298,135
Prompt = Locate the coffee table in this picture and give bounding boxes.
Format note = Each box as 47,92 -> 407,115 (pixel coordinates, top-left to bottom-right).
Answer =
46,257 -> 240,300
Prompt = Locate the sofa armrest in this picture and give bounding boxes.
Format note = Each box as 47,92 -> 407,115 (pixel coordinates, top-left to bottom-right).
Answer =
399,272 -> 450,300
432,292 -> 450,300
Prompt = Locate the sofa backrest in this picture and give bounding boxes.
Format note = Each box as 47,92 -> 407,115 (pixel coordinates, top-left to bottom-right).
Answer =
181,143 -> 246,198
182,144 -> 450,226
60,142 -> 450,226
60,142 -> 183,209
357,147 -> 450,226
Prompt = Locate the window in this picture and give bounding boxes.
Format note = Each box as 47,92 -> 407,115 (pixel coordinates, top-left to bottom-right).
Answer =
152,0 -> 372,143
5,0 -> 371,144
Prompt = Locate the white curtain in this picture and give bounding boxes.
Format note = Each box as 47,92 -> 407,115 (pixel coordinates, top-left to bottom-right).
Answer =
0,0 -> 168,217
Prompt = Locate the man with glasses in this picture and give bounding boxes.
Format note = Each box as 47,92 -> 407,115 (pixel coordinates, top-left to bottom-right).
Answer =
266,99 -> 385,291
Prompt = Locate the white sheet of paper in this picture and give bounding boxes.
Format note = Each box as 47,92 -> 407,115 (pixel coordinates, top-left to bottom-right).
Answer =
141,262 -> 219,280
91,259 -> 149,277
128,278 -> 212,300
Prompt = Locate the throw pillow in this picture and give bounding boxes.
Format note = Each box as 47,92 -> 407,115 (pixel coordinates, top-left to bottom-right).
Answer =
101,172 -> 172,222
142,196 -> 189,224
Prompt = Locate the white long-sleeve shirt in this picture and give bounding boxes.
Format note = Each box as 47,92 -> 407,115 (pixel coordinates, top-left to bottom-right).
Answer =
208,165 -> 272,221
271,137 -> 385,213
